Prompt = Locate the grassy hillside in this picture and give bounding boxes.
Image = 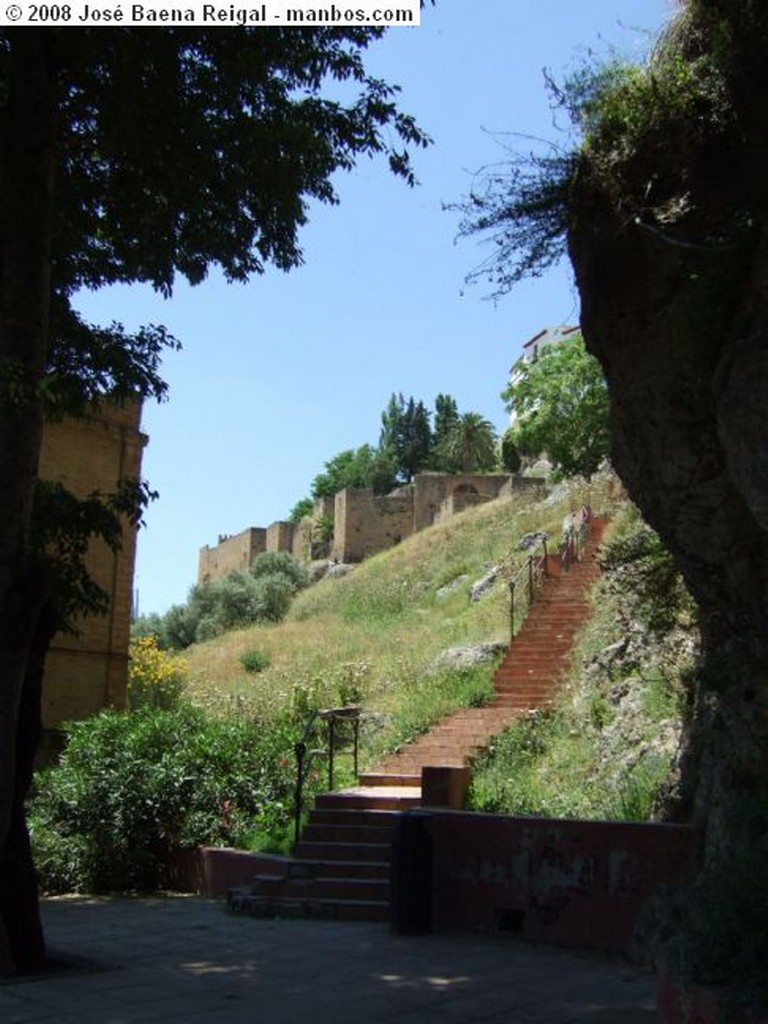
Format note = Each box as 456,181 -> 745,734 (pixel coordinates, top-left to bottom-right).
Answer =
32,472 -> 697,895
181,472 -> 652,789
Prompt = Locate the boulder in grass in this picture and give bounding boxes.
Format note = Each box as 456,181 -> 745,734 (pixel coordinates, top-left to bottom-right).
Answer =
434,642 -> 506,671
470,566 -> 502,602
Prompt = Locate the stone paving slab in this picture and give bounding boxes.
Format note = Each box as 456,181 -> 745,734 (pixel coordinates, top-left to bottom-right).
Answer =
0,895 -> 658,1023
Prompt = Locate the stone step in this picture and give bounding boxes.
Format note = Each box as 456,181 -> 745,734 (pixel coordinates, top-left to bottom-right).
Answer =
356,772 -> 421,788
252,873 -> 390,902
314,787 -> 420,812
294,840 -> 392,863
296,858 -> 391,880
301,823 -> 395,844
309,808 -> 402,828
229,890 -> 389,923
492,697 -> 556,708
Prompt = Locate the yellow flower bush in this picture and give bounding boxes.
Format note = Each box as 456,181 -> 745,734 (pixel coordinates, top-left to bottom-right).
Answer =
127,636 -> 187,710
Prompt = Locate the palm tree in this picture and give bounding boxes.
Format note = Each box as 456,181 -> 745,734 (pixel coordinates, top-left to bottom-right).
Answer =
442,413 -> 498,473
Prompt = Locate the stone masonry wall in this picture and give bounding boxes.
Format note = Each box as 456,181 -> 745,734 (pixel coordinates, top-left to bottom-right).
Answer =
199,474 -> 548,580
412,473 -> 514,532
198,527 -> 266,582
434,491 -> 493,525
331,487 -> 415,563
266,521 -> 293,554
39,401 -> 146,730
291,518 -> 313,563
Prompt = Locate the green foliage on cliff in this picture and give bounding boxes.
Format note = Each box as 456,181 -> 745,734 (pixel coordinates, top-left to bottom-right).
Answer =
452,5 -> 736,296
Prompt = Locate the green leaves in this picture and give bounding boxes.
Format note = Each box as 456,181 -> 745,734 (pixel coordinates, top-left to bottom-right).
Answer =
437,412 -> 498,474
29,704 -> 297,893
45,30 -> 430,297
502,332 -> 610,480
311,443 -> 397,498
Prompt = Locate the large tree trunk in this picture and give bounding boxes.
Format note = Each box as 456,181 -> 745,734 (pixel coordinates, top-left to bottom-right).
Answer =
0,31 -> 56,975
0,600 -> 56,974
568,3 -> 768,990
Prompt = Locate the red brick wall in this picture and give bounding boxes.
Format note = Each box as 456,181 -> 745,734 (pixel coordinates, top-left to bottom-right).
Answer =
398,810 -> 693,953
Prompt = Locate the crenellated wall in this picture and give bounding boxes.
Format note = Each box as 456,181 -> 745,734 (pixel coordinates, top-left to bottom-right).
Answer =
331,487 -> 415,564
198,473 -> 547,584
198,527 -> 267,583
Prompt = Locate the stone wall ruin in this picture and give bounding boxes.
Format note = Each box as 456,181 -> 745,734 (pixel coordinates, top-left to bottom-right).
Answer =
198,472 -> 545,585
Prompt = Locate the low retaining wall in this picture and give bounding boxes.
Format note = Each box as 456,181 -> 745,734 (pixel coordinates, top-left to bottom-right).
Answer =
169,847 -> 284,897
392,809 -> 694,953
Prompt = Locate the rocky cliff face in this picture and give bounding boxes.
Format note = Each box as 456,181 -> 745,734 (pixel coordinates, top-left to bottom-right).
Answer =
567,2 -> 768,992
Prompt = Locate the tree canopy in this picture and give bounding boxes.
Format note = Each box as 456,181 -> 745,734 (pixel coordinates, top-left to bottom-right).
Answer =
379,392 -> 433,482
311,444 -> 397,499
502,331 -> 609,479
0,26 -> 429,975
438,411 -> 498,474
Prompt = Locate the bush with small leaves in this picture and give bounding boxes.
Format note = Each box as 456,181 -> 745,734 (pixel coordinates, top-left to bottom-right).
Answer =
29,704 -> 298,893
250,550 -> 309,591
240,648 -> 271,673
252,572 -> 295,622
215,572 -> 265,629
162,602 -> 201,651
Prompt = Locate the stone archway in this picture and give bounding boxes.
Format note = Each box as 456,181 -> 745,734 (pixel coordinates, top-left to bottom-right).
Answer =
453,483 -> 479,496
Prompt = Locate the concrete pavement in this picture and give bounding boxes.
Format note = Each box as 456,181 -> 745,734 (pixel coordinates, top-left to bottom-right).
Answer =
0,895 -> 658,1023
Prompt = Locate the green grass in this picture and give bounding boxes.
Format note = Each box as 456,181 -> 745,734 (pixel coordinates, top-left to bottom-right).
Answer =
468,502 -> 698,822
180,474 -> 621,776
179,472 -> 694,825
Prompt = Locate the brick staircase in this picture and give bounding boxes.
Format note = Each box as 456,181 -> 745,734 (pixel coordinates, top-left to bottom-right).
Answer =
228,516 -> 609,923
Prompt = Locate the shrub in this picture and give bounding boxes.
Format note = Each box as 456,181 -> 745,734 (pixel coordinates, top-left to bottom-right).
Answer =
250,550 -> 309,591
500,428 -> 522,473
214,572 -> 264,629
160,559 -> 308,650
130,612 -> 165,642
29,704 -> 298,893
313,513 -> 335,543
195,615 -> 224,643
252,572 -> 295,622
240,648 -> 271,673
127,636 -> 186,710
162,602 -> 201,650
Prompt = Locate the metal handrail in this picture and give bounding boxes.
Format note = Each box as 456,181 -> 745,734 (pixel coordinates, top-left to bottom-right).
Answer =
292,705 -> 362,847
508,535 -> 549,641
293,711 -> 321,846
507,505 -> 594,641
559,504 -> 592,572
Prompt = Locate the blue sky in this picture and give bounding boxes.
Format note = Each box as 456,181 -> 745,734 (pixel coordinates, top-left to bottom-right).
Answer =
74,0 -> 672,616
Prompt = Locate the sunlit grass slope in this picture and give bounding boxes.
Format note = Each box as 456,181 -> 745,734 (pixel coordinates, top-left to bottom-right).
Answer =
181,475 -> 617,771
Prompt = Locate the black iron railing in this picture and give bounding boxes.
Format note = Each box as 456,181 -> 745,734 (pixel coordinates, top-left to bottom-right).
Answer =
559,504 -> 592,572
293,705 -> 361,847
508,535 -> 548,642
507,505 -> 593,642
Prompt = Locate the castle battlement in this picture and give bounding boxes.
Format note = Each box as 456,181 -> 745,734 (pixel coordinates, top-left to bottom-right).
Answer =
198,473 -> 544,585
